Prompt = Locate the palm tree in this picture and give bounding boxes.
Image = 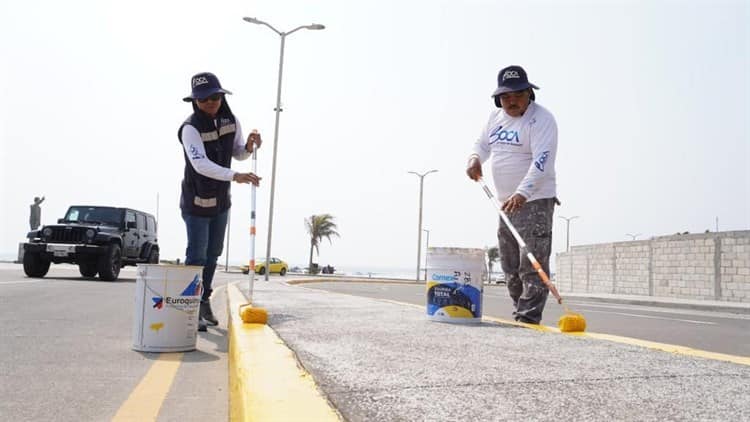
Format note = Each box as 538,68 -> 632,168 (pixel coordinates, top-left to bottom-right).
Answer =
305,214 -> 340,274
487,246 -> 500,278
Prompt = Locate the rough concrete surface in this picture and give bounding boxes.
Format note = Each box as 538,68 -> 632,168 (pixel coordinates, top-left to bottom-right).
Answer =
243,280 -> 750,422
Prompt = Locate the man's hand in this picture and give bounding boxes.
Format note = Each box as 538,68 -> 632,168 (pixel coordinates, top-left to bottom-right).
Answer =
232,172 -> 261,186
501,193 -> 526,214
466,156 -> 482,181
246,129 -> 262,153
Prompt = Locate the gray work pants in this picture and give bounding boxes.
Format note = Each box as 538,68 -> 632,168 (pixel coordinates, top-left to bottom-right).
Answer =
497,198 -> 555,324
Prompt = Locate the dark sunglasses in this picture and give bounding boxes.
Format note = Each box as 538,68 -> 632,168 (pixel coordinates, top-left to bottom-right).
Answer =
197,93 -> 223,103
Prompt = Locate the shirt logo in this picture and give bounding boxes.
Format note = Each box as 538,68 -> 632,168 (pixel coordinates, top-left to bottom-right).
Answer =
534,151 -> 550,172
192,76 -> 209,87
503,70 -> 520,81
188,145 -> 204,160
489,125 -> 520,145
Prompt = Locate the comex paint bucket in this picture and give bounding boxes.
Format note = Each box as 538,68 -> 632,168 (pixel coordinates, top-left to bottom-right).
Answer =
132,264 -> 203,352
426,247 -> 485,324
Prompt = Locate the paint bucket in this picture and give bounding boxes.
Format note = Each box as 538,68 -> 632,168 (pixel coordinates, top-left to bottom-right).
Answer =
132,264 -> 203,352
426,247 -> 484,324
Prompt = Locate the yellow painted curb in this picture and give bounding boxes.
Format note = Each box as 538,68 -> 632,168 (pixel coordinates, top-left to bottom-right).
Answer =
227,283 -> 340,422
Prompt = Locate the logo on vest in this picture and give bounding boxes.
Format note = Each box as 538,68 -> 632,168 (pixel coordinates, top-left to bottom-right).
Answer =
192,76 -> 209,87
503,70 -> 520,81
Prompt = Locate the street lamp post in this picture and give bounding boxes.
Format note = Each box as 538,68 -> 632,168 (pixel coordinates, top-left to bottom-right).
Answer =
408,170 -> 438,281
558,215 -> 579,252
242,17 -> 325,281
422,228 -> 430,281
625,233 -> 642,240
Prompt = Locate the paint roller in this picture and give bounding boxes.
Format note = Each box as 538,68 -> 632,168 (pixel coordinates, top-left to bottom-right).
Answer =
477,177 -> 586,332
239,129 -> 268,325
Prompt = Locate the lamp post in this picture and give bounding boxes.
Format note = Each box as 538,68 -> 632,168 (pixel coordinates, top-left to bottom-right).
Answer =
422,229 -> 430,281
558,215 -> 579,252
625,233 -> 642,240
242,17 -> 325,281
408,170 -> 438,281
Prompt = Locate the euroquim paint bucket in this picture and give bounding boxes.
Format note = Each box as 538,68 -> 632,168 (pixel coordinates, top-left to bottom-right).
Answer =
132,264 -> 203,352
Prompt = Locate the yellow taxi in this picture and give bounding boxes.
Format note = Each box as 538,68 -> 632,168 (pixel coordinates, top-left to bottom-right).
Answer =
241,257 -> 288,276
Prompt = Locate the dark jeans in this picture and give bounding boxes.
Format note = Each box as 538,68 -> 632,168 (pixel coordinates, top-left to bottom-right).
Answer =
182,210 -> 228,302
497,198 -> 555,324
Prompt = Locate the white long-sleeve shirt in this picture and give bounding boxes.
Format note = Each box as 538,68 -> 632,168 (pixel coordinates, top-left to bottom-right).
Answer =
472,102 -> 557,201
180,119 -> 251,181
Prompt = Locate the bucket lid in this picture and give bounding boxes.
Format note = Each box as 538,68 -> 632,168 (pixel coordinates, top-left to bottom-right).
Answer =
426,247 -> 485,257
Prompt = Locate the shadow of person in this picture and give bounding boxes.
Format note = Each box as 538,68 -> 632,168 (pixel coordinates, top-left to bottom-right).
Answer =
135,350 -> 222,363
196,326 -> 228,354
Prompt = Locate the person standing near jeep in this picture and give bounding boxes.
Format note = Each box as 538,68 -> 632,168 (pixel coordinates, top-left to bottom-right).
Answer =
466,65 -> 558,324
179,72 -> 262,331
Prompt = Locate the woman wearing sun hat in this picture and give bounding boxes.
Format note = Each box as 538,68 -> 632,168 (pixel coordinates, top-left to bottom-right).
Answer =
178,72 -> 262,331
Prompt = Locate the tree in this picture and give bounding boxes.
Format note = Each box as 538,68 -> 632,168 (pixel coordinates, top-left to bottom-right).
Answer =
486,246 -> 500,277
305,214 -> 340,274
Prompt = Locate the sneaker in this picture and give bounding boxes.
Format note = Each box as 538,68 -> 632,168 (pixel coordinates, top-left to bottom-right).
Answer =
197,320 -> 207,332
200,302 -> 219,326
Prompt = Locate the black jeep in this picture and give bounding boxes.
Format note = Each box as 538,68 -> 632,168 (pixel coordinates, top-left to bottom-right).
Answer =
22,206 -> 159,281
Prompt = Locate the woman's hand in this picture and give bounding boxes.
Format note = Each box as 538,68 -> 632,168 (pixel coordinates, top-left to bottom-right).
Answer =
246,129 -> 262,153
232,172 -> 261,186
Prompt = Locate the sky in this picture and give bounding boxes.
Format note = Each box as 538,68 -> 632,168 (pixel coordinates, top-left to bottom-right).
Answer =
1,0 -> 748,274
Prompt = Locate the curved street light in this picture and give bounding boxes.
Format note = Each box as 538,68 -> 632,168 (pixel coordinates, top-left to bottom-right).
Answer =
408,170 -> 438,281
625,233 -> 642,240
242,17 -> 325,281
558,215 -> 579,252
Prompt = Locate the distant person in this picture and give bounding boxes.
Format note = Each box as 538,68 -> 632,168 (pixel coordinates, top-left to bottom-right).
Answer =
466,65 -> 559,324
179,72 -> 262,332
29,196 -> 45,230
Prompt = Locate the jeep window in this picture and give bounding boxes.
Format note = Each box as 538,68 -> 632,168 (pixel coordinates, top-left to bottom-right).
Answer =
147,216 -> 157,234
136,213 -> 146,230
126,211 -> 136,228
65,207 -> 122,226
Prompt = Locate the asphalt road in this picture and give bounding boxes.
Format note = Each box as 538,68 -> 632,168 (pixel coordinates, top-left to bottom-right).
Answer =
0,263 -> 232,422
302,281 -> 750,357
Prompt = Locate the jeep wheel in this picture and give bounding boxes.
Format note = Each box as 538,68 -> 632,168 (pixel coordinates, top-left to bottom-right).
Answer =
257,266 -> 266,275
23,252 -> 50,278
79,260 -> 98,278
148,249 -> 159,264
279,267 -> 287,276
98,244 -> 122,281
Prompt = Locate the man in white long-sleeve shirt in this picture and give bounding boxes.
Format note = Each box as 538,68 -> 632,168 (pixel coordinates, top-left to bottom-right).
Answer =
466,65 -> 558,324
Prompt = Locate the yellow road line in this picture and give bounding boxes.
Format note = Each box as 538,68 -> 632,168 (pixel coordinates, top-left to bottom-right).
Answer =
327,291 -> 750,366
227,283 -> 339,422
111,352 -> 183,421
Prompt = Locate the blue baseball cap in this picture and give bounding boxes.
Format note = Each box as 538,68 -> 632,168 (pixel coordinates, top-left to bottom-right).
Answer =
182,72 -> 233,102
491,65 -> 539,97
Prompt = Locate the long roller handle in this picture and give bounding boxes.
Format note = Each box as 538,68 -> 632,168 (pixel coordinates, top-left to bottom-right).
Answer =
478,177 -> 563,305
248,130 -> 259,302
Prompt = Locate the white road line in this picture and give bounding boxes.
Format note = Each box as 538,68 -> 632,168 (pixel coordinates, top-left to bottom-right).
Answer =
580,309 -> 717,325
0,280 -> 43,285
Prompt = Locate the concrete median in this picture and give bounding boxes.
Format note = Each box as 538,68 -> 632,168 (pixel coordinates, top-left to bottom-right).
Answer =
227,282 -> 340,421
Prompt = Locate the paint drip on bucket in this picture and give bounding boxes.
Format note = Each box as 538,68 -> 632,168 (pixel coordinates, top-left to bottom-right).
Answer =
426,247 -> 484,324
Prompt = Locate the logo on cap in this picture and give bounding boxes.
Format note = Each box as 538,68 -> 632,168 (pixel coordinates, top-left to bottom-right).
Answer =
503,70 -> 520,81
192,76 -> 209,87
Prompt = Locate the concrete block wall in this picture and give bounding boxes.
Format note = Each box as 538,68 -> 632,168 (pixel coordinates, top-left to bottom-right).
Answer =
614,241 -> 650,296
555,230 -> 750,303
722,235 -> 750,302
